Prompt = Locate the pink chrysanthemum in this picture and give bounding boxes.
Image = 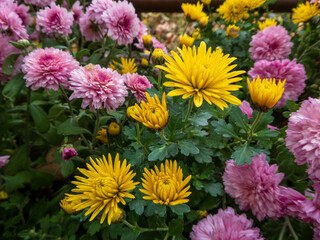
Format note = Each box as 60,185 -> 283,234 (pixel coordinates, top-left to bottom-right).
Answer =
22,47 -> 79,91
87,0 -> 114,26
102,0 -> 140,46
248,59 -> 307,107
223,153 -> 284,221
135,36 -> 169,55
71,1 -> 83,25
314,227 -> 320,240
286,98 -> 320,170
190,207 -> 263,240
249,26 -> 293,61
0,8 -> 28,40
79,13 -> 103,42
36,3 -> 74,36
1,1 -> 33,27
239,100 -> 253,118
69,64 -> 128,112
137,20 -> 148,39
125,73 -> 153,102
0,36 -> 22,83
24,0 -> 55,8
0,155 -> 10,168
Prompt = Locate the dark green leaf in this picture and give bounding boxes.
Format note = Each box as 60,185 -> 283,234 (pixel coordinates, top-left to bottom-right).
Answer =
189,111 -> 212,126
129,198 -> 145,215
123,126 -> 137,140
168,218 -> 184,236
170,204 -> 190,216
231,142 -> 253,165
2,73 -> 25,100
148,145 -> 168,161
121,230 -> 139,240
2,145 -> 30,175
145,202 -> 166,217
61,160 -> 74,177
87,220 -> 101,236
3,170 -> 33,192
178,140 -> 199,156
212,119 -> 238,138
194,146 -> 213,163
167,143 -> 179,157
30,104 -> 50,133
57,118 -> 91,136
229,106 -> 249,131
2,53 -> 21,75
256,128 -> 279,139
204,182 -> 223,197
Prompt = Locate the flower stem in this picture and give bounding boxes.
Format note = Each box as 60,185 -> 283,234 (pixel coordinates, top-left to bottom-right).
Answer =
182,21 -> 190,36
278,221 -> 287,240
298,38 -> 320,63
286,217 -> 299,240
158,69 -> 163,95
182,97 -> 194,130
122,220 -> 168,233
63,36 -> 74,57
59,86 -> 74,118
105,41 -> 118,66
248,111 -> 263,142
136,122 -> 150,154
91,111 -> 100,150
163,232 -> 170,240
159,128 -> 168,142
25,88 -> 31,155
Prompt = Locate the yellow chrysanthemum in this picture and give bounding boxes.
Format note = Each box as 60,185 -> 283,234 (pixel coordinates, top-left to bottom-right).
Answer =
226,24 -> 240,38
258,18 -> 277,30
108,122 -> 121,136
199,12 -> 209,27
111,208 -> 125,223
68,154 -> 139,225
292,2 -> 320,24
132,92 -> 169,130
247,76 -> 286,110
217,0 -> 249,23
140,160 -> 192,205
142,35 -> 152,49
127,106 -> 139,119
201,0 -> 211,5
157,41 -> 245,109
181,1 -> 204,21
0,190 -> 8,200
60,195 -> 80,214
121,58 -> 137,74
244,0 -> 266,10
179,35 -> 195,47
152,48 -> 165,65
96,128 -> 108,145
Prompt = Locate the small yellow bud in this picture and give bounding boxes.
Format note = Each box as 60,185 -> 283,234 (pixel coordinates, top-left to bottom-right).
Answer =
226,25 -> 240,38
201,0 -> 211,5
199,13 -> 208,27
243,12 -> 249,20
127,106 -> 138,119
192,29 -> 201,40
111,208 -> 125,223
142,35 -> 153,49
179,35 -> 195,47
141,58 -> 149,67
108,122 -> 121,136
84,63 -> 95,71
152,48 -> 165,65
17,39 -> 30,48
96,128 -> 108,145
0,190 -> 8,200
197,210 -> 208,218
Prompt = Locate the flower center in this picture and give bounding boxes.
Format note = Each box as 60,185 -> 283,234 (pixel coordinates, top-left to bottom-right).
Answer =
94,177 -> 119,199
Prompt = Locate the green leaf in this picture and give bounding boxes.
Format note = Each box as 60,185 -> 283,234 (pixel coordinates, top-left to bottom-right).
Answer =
231,142 -> 253,165
121,230 -> 139,240
253,110 -> 274,131
2,145 -> 30,175
148,145 -> 168,161
124,149 -> 145,166
167,143 -> 179,157
76,49 -> 90,60
194,146 -> 213,163
229,106 -> 249,131
2,73 -> 25,100
123,126 -> 137,140
189,111 -> 212,126
3,170 -> 33,192
87,220 -> 101,236
256,128 -> 279,139
145,202 -> 166,217
204,182 -> 223,197
285,99 -> 301,113
57,118 -> 91,136
30,104 -> 50,133
170,204 -> 190,216
129,198 -> 145,215
2,53 -> 21,75
168,218 -> 184,236
88,53 -> 101,64
61,160 -> 74,177
178,140 -> 199,156
212,119 -> 238,138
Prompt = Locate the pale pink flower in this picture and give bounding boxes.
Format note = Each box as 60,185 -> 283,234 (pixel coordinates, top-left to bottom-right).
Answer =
223,153 -> 284,221
24,0 -> 55,8
71,1 -> 83,25
1,1 -> 33,27
286,98 -> 320,169
22,47 -> 79,91
79,13 -> 103,42
137,20 -> 148,39
0,8 -> 28,40
125,73 -> 152,102
102,0 -> 140,46
239,100 -> 253,118
36,3 -> 74,36
267,125 -> 279,131
0,155 -> 10,168
249,26 -> 293,61
310,0 -> 320,3
87,0 -> 114,25
62,147 -> 78,161
248,59 -> 307,107
190,207 -> 263,240
69,65 -> 128,112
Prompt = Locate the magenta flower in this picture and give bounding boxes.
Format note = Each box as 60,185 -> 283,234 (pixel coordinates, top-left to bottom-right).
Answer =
79,13 -> 103,42
69,64 -> 128,112
125,73 -> 153,102
24,0 -> 55,8
267,125 -> 279,131
0,155 -> 9,168
87,0 -> 114,26
62,147 -> 78,161
22,47 -> 79,91
102,0 -> 140,46
36,2 -> 74,36
71,1 -> 84,25
2,1 -> 33,27
190,207 -> 263,240
137,20 -> 148,40
286,98 -> 320,170
0,8 -> 28,40
314,226 -> 320,240
223,153 -> 284,221
248,59 -> 307,107
239,100 -> 253,118
249,26 -> 293,61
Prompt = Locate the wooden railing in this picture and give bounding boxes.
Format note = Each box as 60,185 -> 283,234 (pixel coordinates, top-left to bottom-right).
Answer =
130,0 -> 299,13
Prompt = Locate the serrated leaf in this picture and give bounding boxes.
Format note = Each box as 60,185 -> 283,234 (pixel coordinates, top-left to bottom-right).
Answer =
253,110 -> 274,131
178,140 -> 199,156
256,128 -> 279,139
148,145 -> 168,161
57,119 -> 91,136
129,199 -> 145,215
124,149 -> 145,166
61,160 -> 74,177
167,143 -> 179,157
121,230 -> 139,240
204,182 -> 223,197
145,202 -> 166,217
194,146 -> 213,163
2,73 -> 25,100
168,218 -> 184,236
189,111 -> 212,126
30,104 -> 50,133
76,49 -> 90,60
170,204 -> 190,216
3,170 -> 33,192
123,126 -> 137,140
229,106 -> 249,131
87,220 -> 101,236
212,119 -> 237,138
231,142 -> 252,165
2,53 -> 21,75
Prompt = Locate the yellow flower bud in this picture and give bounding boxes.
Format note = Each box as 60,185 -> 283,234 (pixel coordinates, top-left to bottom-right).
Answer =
141,58 -> 149,67
226,25 -> 240,38
197,210 -> 208,218
84,63 -> 95,71
96,128 -> 108,145
152,48 -> 165,65
111,208 -> 125,223
199,13 -> 209,27
108,122 -> 121,136
201,0 -> 211,5
0,190 -> 8,200
192,29 -> 201,40
142,35 -> 153,49
179,35 -> 195,47
60,196 -> 80,215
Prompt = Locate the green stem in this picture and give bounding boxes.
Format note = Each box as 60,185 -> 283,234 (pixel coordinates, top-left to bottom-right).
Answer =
286,217 -> 299,240
298,38 -> 320,63
63,36 -> 74,57
182,97 -> 194,131
59,86 -> 74,117
122,220 -> 168,233
278,220 -> 288,240
159,128 -> 168,142
182,21 -> 190,36
148,48 -> 154,64
158,69 -> 163,95
128,44 -> 132,58
136,122 -> 150,154
105,41 -> 117,66
163,232 -> 170,240
91,111 -> 100,150
248,111 -> 263,142
25,88 -> 31,155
